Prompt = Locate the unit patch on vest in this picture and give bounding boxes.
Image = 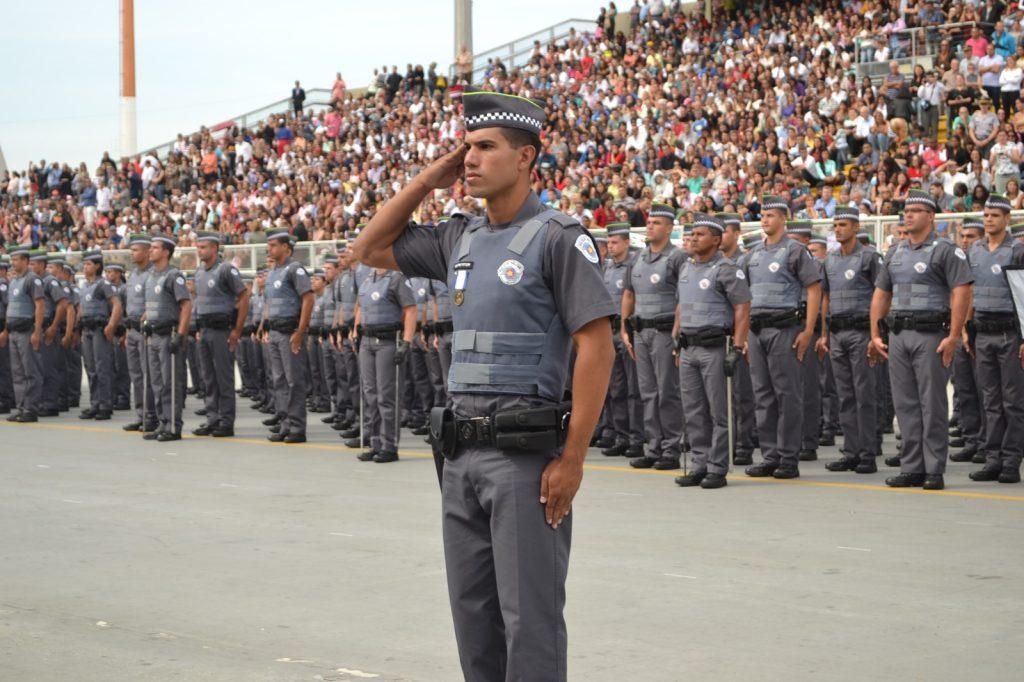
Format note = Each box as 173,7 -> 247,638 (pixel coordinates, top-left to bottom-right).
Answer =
155,285 -> 162,293
844,269 -> 855,280
616,278 -> 624,289
768,261 -> 781,273
650,273 -> 661,284
575,234 -> 599,263
273,280 -> 282,289
134,284 -> 142,292
296,267 -> 307,276
699,278 -> 711,290
992,264 -> 1002,274
498,259 -> 524,286
914,262 -> 927,274
207,279 -> 216,287
85,294 -> 93,302
370,291 -> 381,301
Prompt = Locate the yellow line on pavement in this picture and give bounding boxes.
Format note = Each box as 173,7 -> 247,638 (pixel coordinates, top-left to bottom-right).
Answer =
7,421 -> 1024,503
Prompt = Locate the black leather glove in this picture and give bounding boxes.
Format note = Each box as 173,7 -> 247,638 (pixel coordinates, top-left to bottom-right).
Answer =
394,339 -> 409,366
169,330 -> 182,355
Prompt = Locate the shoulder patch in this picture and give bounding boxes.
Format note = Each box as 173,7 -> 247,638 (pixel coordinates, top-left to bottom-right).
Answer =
954,247 -> 967,260
575,234 -> 600,263
296,267 -> 307,277
176,276 -> 185,286
230,267 -> 239,276
736,270 -> 746,280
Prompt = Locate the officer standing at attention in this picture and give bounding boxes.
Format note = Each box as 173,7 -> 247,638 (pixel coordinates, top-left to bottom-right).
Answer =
77,252 -> 122,420
966,196 -> 1024,483
192,231 -> 249,438
743,196 -> 822,479
429,276 -> 454,390
353,90 -> 614,682
406,275 -> 436,434
60,262 -> 82,411
29,249 -> 67,417
122,234 -> 155,432
820,206 -> 882,473
306,268 -> 331,413
334,245 -> 361,433
0,257 -> 14,414
351,265 -> 417,462
184,275 -> 205,405
620,202 -> 686,470
672,213 -> 751,489
870,189 -> 973,490
143,233 -> 192,442
263,229 -> 314,444
105,263 -> 131,411
319,255 -> 342,424
0,247 -> 44,422
44,256 -> 71,412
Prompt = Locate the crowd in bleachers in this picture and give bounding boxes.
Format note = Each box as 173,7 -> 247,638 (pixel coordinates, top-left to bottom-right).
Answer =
4,0 -> 1024,258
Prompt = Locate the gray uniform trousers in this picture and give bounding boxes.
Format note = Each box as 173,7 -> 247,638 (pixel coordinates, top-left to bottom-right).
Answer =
800,333 -> 823,451
442,438 -> 570,681
113,334 -> 129,405
39,337 -> 62,411
408,343 -> 434,423
876,360 -> 893,434
975,330 -> 1024,471
306,336 -> 328,405
332,340 -> 355,420
126,328 -> 156,425
747,324 -> 804,468
733,356 -> 757,455
0,342 -> 13,407
197,328 -> 236,429
829,329 -> 878,460
267,329 -> 308,436
634,327 -> 683,459
678,344 -> 730,475
81,328 -> 114,411
952,346 -> 985,449
186,335 -> 204,395
9,331 -> 42,415
358,336 -> 399,453
603,337 -> 643,447
67,341 -> 82,404
320,339 -> 338,407
235,337 -> 253,392
820,354 -> 840,435
147,334 -> 187,434
424,339 -> 446,408
888,329 -> 950,475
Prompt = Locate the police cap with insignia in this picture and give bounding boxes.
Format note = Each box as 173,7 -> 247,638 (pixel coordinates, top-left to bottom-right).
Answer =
322,254 -> 340,265
0,255 -> 10,269
267,228 -> 294,245
46,254 -> 66,266
195,230 -> 222,244
28,248 -> 48,262
107,263 -> 126,273
961,218 -> 984,233
1011,222 -> 1024,238
808,230 -> 828,247
7,246 -> 30,259
151,232 -> 177,248
589,228 -> 608,243
761,195 -> 790,215
834,206 -> 860,222
129,232 -> 152,247
83,252 -> 103,265
785,220 -> 813,236
312,268 -> 326,278
606,222 -> 631,237
649,203 -> 675,221
462,90 -> 545,134
717,212 -> 741,228
985,193 -> 1012,213
904,189 -> 938,212
693,213 -> 725,235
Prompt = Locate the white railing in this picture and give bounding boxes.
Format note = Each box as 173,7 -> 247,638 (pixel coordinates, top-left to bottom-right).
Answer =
449,18 -> 595,84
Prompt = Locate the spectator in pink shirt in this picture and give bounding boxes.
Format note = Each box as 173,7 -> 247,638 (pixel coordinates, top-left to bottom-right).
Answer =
965,26 -> 989,59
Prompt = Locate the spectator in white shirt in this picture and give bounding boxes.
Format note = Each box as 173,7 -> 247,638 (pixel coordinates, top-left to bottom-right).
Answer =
998,55 -> 1023,114
989,129 -> 1022,192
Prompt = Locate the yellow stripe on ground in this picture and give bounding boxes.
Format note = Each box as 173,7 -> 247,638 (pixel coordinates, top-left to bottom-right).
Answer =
7,421 -> 1024,503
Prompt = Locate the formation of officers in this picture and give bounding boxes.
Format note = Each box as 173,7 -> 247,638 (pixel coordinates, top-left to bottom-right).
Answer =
2,189 -> 1023,488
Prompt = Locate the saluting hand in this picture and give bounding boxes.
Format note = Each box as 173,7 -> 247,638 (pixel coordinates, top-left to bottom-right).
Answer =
417,144 -> 469,190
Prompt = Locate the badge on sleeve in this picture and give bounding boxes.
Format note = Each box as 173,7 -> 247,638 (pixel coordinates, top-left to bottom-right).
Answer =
296,267 -> 307,276
954,248 -> 967,260
176,276 -> 185,286
575,234 -> 599,263
453,261 -> 472,306
736,270 -> 746,280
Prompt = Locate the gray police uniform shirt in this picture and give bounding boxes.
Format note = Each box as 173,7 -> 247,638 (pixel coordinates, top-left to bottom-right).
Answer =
875,231 -> 973,312
144,266 -> 190,325
676,253 -> 752,333
265,260 -> 312,321
79,277 -> 116,322
195,259 -> 245,317
431,280 -> 453,322
41,273 -> 66,321
6,272 -> 44,322
126,266 -> 151,322
393,191 -> 616,414
969,234 -> 1024,317
602,253 -> 635,313
337,268 -> 358,324
357,270 -> 415,326
824,242 -> 881,317
623,244 -> 686,319
743,235 -> 821,313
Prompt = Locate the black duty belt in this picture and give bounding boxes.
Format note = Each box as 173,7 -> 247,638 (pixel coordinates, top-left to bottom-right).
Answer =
143,321 -> 175,336
362,323 -> 400,340
829,315 -> 870,332
125,318 -> 142,331
972,316 -> 1018,334
308,326 -> 323,336
890,313 -> 950,334
242,325 -> 256,335
197,315 -> 233,330
750,310 -> 802,333
268,319 -> 299,334
6,318 -> 34,333
430,402 -> 573,459
677,327 -> 730,349
610,314 -> 622,330
81,318 -> 107,331
434,319 -> 453,334
634,315 -> 675,332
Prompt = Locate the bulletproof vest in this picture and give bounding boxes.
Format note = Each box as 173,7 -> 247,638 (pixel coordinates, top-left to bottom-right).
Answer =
888,239 -> 949,312
194,260 -> 237,316
6,273 -> 40,321
433,280 -> 452,321
247,290 -> 263,325
265,259 -> 304,320
144,266 -> 183,324
126,266 -> 150,320
358,271 -> 403,326
338,270 -> 357,322
826,247 -> 876,315
630,245 -> 679,318
603,256 -> 631,310
409,276 -> 430,316
448,208 -> 576,402
321,279 -> 337,323
79,277 -> 112,320
311,291 -> 325,326
68,284 -> 79,306
970,237 -> 1015,314
676,255 -> 733,332
747,238 -> 804,310
41,274 -> 61,318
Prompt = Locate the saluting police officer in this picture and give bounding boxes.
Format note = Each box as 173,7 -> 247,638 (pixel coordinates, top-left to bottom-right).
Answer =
672,214 -> 752,489
354,89 -> 614,682
192,231 -> 249,438
1,247 -> 44,422
77,252 -> 122,420
966,196 -> 1024,483
743,197 -> 823,478
820,206 -> 882,473
143,233 -> 192,442
29,249 -> 68,417
0,256 -> 13,414
263,229 -> 314,444
870,189 -> 974,490
122,234 -> 156,432
621,202 -> 687,470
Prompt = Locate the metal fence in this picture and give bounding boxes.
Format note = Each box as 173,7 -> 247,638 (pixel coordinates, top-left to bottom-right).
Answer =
449,18 -> 595,84
854,21 -> 980,82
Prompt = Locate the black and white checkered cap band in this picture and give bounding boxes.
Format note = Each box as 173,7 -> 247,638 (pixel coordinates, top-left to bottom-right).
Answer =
962,219 -> 984,230
649,208 -> 676,220
905,194 -> 937,211
8,247 -> 29,257
694,216 -> 724,233
986,195 -> 1012,212
152,235 -> 176,247
762,199 -> 789,212
267,230 -> 293,243
833,207 -> 860,221
465,111 -> 543,132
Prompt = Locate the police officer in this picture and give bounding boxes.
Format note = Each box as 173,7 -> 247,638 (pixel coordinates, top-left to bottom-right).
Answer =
334,244 -> 361,433
621,202 -> 686,469
236,274 -> 260,400
730,228 -> 763,464
318,256 -> 342,424
672,214 -> 752,489
2,247 -> 45,422
143,233 -> 192,442
352,266 -> 417,462
263,229 -> 314,444
60,261 -> 82,411
191,230 -> 249,438
122,234 -> 156,432
0,256 -> 13,414
306,268 -> 332,412
354,89 -> 614,681
251,265 -> 275,414
30,249 -> 68,417
106,263 -> 131,411
743,197 -> 822,478
599,222 -> 643,457
821,206 -> 882,473
966,196 -> 1024,483
406,276 -> 435,434
43,255 -> 71,412
184,275 -> 205,405
870,189 -> 973,490
77,252 -> 122,420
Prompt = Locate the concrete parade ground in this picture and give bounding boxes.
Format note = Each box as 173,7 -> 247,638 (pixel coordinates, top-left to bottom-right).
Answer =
1,398 -> 1023,681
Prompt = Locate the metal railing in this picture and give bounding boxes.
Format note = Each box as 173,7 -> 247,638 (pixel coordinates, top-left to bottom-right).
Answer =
449,18 -> 595,84
855,21 -> 980,82
137,88 -> 337,160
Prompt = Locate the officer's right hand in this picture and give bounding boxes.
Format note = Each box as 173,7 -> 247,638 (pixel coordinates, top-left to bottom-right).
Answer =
30,329 -> 41,351
0,330 -> 7,348
936,334 -> 958,369
621,332 -> 635,360
962,328 -> 973,357
792,329 -> 813,361
417,144 -> 469,190
290,331 -> 303,355
44,326 -> 57,345
815,336 -> 829,359
868,336 -> 888,365
169,331 -> 182,354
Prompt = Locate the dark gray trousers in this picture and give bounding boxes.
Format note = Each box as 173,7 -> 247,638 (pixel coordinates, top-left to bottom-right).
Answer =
198,328 -> 236,428
748,324 -> 804,468
146,334 -> 186,434
820,353 -> 840,434
9,330 -> 41,415
829,329 -> 878,460
126,329 -> 156,424
733,356 -> 757,455
358,336 -> 399,453
39,337 -> 61,411
81,328 -> 114,411
888,330 -> 950,475
800,333 -> 822,451
603,337 -> 643,446
975,330 -> 1024,471
634,327 -> 683,459
678,344 -> 729,475
952,345 -> 984,448
0,340 -> 13,406
267,329 -> 308,436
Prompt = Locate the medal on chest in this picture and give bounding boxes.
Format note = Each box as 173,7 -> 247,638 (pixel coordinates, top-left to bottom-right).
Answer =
453,261 -> 472,306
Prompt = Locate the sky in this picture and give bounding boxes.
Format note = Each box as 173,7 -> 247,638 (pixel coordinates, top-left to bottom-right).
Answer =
0,0 -> 602,173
